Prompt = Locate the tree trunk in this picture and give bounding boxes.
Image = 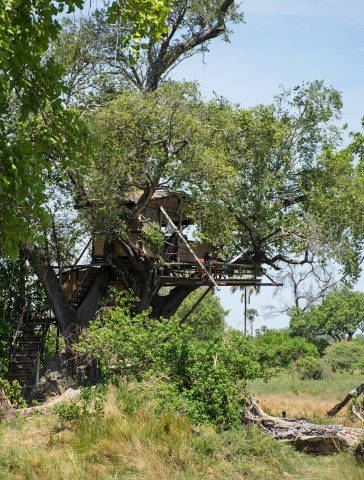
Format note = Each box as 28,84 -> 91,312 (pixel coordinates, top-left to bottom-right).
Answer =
25,244 -> 76,332
151,285 -> 197,318
244,396 -> 364,455
76,266 -> 113,327
327,381 -> 364,417
0,386 -> 12,414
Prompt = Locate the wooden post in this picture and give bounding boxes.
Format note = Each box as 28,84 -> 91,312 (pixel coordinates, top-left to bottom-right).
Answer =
56,326 -> 60,354
160,206 -> 220,290
34,352 -> 40,386
179,286 -> 213,324
244,287 -> 247,335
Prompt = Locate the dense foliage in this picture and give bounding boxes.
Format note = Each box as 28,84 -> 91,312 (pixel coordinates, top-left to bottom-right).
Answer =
324,340 -> 364,373
0,0 -> 170,257
165,288 -> 226,340
254,330 -> 319,369
84,80 -> 364,278
76,290 -> 270,428
0,379 -> 26,408
295,356 -> 323,380
290,289 -> 364,343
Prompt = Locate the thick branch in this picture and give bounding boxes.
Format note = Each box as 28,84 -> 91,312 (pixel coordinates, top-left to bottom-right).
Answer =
151,285 -> 197,319
23,244 -> 76,332
327,382 -> 364,417
76,266 -> 113,327
145,0 -> 235,91
128,185 -> 156,219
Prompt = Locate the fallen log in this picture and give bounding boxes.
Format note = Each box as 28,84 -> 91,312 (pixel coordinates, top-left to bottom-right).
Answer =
327,381 -> 364,417
244,396 -> 364,455
19,388 -> 80,417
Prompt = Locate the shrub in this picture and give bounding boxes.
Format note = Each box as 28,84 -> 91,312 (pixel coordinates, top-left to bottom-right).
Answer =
324,341 -> 364,373
254,330 -> 319,368
295,356 -> 322,380
76,290 -> 272,429
54,385 -> 106,423
0,379 -> 26,408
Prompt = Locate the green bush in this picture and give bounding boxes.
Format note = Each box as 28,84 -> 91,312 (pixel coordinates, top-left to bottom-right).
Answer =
254,330 -> 319,368
76,289 -> 272,429
295,356 -> 322,380
54,385 -> 106,423
0,379 -> 26,408
324,341 -> 364,373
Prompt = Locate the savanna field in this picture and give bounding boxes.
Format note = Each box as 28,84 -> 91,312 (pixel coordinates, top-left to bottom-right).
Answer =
2,1 -> 364,479
1,372 -> 364,480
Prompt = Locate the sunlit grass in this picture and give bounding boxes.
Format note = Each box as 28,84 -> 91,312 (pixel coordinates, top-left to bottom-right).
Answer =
0,384 -> 364,479
250,372 -> 364,425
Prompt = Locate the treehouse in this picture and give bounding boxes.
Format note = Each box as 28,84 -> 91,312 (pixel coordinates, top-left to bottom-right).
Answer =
61,188 -> 264,307
8,189 -> 276,390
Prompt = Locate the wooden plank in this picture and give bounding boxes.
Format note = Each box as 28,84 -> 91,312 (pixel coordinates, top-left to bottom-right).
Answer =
158,276 -> 268,287
179,286 -> 213,325
160,206 -> 220,291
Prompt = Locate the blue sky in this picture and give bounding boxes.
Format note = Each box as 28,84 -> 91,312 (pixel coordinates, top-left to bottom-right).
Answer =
170,0 -> 364,330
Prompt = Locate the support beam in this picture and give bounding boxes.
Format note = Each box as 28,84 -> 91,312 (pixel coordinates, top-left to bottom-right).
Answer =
158,277 -> 277,287
160,206 -> 220,290
179,286 -> 213,325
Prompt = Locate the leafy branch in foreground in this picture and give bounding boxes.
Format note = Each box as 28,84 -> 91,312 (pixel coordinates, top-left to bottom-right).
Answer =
0,0 -> 171,257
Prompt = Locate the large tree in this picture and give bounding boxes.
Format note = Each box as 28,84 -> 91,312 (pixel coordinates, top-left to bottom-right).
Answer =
12,1 -> 364,347
0,0 -> 170,257
21,0 -> 246,337
25,79 -> 364,339
290,289 -> 364,342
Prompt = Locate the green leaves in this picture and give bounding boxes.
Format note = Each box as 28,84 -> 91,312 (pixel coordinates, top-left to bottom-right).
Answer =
290,289 -> 364,343
76,289 -> 270,428
108,0 -> 169,48
255,330 -> 319,369
0,0 -> 171,257
85,79 -> 364,277
0,0 -> 88,256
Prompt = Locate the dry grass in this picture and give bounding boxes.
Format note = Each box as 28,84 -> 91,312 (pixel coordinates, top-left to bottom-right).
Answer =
251,372 -> 364,425
257,392 -> 356,424
0,382 -> 364,479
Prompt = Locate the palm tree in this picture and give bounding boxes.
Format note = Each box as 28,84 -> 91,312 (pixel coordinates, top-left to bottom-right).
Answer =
231,285 -> 260,334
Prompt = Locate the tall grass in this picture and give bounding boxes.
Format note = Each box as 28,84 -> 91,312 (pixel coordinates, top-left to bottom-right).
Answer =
250,371 -> 364,424
0,384 -> 364,479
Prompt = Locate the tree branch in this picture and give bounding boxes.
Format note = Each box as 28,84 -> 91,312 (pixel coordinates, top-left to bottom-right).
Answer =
145,0 -> 236,91
22,244 -> 76,332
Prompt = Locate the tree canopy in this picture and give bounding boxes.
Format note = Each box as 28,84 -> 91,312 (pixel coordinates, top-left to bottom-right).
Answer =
83,80 -> 364,280
290,289 -> 364,342
0,0 -> 170,257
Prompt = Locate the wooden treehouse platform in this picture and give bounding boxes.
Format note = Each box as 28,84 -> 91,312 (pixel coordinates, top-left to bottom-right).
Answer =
60,192 -> 277,306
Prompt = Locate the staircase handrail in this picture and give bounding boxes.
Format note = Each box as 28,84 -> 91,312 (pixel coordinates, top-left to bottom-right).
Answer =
11,302 -> 28,347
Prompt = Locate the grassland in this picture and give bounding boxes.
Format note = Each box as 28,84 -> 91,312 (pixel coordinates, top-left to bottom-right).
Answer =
251,371 -> 364,424
0,375 -> 364,480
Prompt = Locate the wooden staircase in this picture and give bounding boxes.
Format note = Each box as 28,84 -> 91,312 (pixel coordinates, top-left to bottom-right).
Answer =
8,314 -> 53,389
68,266 -> 100,309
